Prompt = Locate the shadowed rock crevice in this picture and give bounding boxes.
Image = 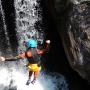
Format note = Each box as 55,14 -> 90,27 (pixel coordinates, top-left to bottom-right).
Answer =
45,0 -> 90,81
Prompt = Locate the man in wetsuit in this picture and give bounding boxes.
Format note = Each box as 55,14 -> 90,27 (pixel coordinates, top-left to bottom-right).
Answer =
0,39 -> 50,85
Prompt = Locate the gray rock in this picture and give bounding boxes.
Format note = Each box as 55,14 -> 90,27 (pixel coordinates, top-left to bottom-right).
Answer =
47,0 -> 90,81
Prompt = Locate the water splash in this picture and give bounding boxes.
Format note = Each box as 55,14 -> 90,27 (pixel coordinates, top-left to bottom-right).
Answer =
0,67 -> 68,90
39,72 -> 68,90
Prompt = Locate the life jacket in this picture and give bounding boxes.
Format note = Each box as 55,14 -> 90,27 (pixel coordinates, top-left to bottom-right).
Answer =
25,48 -> 41,66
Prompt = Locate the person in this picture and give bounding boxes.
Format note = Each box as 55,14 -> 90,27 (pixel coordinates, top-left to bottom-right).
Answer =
0,39 -> 50,85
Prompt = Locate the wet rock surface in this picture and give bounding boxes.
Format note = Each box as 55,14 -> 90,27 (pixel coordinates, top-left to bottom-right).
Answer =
66,2 -> 90,80
46,0 -> 90,81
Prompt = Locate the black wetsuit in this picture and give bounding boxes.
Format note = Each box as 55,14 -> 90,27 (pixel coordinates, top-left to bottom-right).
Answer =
25,48 -> 41,66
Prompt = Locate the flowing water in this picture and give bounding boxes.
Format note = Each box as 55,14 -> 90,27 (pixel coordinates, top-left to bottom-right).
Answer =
0,0 -> 68,90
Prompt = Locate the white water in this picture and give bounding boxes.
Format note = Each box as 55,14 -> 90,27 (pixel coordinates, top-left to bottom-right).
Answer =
0,67 -> 68,90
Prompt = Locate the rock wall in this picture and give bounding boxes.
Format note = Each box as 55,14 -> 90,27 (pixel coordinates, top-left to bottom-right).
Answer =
46,0 -> 90,81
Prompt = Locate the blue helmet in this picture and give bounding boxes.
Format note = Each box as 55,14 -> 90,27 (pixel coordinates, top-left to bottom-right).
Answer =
26,38 -> 37,48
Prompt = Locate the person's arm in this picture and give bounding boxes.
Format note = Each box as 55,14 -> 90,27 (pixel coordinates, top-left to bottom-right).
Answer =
6,56 -> 20,60
45,40 -> 50,50
0,52 -> 26,61
0,56 -> 20,61
37,40 -> 50,55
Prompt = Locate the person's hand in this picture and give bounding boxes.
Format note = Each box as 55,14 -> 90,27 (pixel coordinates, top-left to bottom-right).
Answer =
46,40 -> 50,44
0,56 -> 5,61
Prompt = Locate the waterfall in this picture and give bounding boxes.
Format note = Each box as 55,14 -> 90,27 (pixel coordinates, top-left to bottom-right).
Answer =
0,0 -> 69,90
14,0 -> 45,53
0,0 -> 45,56
0,0 -> 46,89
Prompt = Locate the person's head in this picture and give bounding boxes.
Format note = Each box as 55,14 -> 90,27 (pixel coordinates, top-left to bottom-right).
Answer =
26,38 -> 37,48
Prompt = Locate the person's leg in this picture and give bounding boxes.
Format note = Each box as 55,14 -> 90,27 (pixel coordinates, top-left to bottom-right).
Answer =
31,70 -> 40,84
31,66 -> 41,84
34,70 -> 39,80
29,71 -> 33,79
26,71 -> 33,85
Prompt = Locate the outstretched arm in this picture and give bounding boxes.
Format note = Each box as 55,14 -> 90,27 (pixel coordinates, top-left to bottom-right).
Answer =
0,52 -> 26,61
37,40 -> 50,55
0,55 -> 21,61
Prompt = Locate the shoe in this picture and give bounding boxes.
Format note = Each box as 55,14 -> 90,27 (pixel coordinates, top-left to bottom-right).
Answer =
31,80 -> 36,84
26,79 -> 31,85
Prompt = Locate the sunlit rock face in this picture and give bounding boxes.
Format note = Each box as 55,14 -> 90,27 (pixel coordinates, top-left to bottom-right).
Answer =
46,0 -> 90,80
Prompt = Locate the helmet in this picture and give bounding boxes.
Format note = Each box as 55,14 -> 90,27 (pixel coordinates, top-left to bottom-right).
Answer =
26,38 -> 37,48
